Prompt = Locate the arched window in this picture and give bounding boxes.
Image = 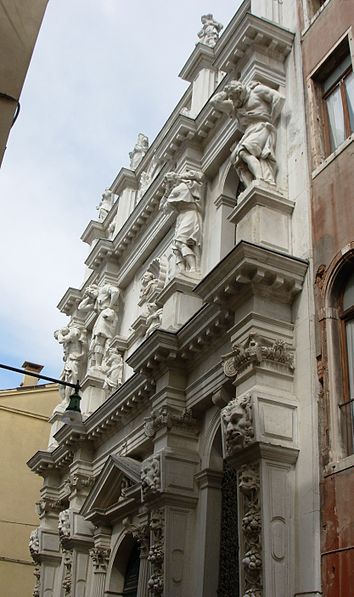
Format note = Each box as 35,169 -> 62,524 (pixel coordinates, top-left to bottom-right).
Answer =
339,269 -> 354,454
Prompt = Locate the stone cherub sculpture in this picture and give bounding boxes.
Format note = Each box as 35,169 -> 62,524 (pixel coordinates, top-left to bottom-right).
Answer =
211,80 -> 284,188
129,133 -> 149,170
78,283 -> 120,371
197,14 -> 223,48
145,302 -> 163,336
96,188 -> 115,222
161,169 -> 204,274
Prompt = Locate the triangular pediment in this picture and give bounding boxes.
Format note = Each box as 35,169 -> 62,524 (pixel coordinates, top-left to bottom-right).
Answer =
81,455 -> 142,521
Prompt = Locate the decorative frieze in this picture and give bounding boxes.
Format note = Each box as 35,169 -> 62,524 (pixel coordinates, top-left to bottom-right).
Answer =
148,509 -> 165,596
239,463 -> 262,597
141,456 -> 161,497
221,394 -> 254,456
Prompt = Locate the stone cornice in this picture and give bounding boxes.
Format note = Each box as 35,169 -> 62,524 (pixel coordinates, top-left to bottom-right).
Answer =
85,373 -> 155,441
195,241 -> 308,305
179,43 -> 216,83
81,220 -> 106,246
57,287 -> 82,316
126,302 -> 233,377
84,238 -> 115,270
111,168 -> 138,195
214,10 -> 294,73
27,445 -> 75,477
226,441 -> 299,468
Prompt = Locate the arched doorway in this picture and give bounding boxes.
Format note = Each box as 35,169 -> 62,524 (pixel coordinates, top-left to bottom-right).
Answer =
122,542 -> 140,597
107,533 -> 140,597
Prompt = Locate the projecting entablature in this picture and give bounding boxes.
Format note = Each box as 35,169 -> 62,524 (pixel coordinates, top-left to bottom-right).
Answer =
214,11 -> 294,77
195,241 -> 308,306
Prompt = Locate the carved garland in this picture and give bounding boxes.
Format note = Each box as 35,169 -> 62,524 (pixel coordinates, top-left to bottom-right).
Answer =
239,463 -> 262,597
62,549 -> 73,596
148,509 -> 165,596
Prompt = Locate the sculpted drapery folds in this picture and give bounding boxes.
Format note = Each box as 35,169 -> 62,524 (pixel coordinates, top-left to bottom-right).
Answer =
78,282 -> 120,371
197,13 -> 223,48
102,347 -> 123,391
54,323 -> 87,407
96,188 -> 115,222
129,133 -> 149,170
211,80 -> 284,188
161,169 -> 204,274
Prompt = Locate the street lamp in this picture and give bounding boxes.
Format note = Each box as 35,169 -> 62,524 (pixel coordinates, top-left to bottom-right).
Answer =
0,363 -> 82,413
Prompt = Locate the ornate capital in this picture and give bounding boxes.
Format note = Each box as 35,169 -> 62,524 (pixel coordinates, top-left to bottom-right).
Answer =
89,546 -> 111,573
144,406 -> 196,438
221,394 -> 254,456
223,334 -> 294,381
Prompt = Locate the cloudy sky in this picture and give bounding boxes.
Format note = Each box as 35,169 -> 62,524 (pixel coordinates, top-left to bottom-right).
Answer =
0,0 -> 242,389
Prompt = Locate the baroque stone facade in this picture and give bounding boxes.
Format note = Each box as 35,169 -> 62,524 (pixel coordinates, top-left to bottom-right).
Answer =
28,3 -> 327,597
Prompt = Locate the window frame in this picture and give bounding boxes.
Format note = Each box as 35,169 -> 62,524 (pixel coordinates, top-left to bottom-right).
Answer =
322,65 -> 354,155
338,285 -> 354,455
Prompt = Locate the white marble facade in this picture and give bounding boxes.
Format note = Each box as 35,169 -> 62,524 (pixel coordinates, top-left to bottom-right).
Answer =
29,2 -> 321,597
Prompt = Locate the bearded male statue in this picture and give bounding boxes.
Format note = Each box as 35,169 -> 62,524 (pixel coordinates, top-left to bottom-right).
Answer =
211,80 -> 284,187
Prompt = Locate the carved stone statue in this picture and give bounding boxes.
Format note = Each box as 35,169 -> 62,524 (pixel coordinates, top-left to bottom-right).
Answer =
102,347 -> 123,391
145,303 -> 163,336
211,80 -> 284,187
129,133 -> 149,170
96,188 -> 115,221
197,14 -> 223,48
221,394 -> 254,455
29,528 -> 40,557
54,323 -> 87,407
78,283 -> 120,371
140,271 -> 159,303
161,169 -> 204,273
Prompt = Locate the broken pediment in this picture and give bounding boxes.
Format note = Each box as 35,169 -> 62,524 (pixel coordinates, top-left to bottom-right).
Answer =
80,455 -> 142,523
